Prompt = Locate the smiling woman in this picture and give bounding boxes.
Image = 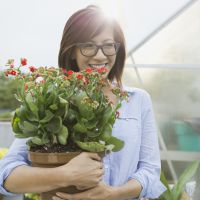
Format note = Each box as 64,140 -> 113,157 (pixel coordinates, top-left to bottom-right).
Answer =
58,5 -> 126,86
0,5 -> 166,200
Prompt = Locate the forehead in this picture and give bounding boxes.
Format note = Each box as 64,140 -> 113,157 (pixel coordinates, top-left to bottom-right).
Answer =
89,26 -> 114,43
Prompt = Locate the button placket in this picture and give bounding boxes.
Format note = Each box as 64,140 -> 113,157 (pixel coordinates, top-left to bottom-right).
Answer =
102,153 -> 110,184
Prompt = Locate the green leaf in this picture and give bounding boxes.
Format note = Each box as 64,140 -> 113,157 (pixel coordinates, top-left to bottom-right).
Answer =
58,125 -> 69,145
16,121 -> 37,138
45,116 -> 62,133
63,105 -> 69,120
41,131 -> 50,144
106,136 -> 124,152
73,123 -> 87,133
99,124 -> 112,142
12,114 -> 21,134
75,141 -> 105,152
172,161 -> 199,200
158,171 -> 173,200
16,105 -> 37,122
22,121 -> 38,134
84,118 -> 98,129
26,110 -> 38,122
31,137 -> 44,145
40,110 -> 54,123
59,96 -> 68,104
25,92 -> 39,118
46,89 -> 57,106
14,93 -> 23,102
86,130 -> 101,138
50,104 -> 58,110
160,171 -> 171,193
100,105 -> 113,127
66,108 -> 77,121
16,106 -> 27,119
73,92 -> 95,120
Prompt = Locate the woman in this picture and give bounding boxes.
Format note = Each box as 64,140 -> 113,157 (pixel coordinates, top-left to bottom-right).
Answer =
0,5 -> 166,200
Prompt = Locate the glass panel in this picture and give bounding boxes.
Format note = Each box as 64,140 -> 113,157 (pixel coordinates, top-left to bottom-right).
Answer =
122,67 -> 200,151
132,1 -> 200,64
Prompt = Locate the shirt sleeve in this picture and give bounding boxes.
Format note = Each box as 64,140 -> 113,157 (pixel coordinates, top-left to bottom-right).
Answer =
0,138 -> 30,196
128,91 -> 166,199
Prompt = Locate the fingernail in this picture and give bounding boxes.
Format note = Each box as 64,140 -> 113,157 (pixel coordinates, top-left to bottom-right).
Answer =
56,192 -> 61,196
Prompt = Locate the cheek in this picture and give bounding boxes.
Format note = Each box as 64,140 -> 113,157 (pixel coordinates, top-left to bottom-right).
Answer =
75,52 -> 88,70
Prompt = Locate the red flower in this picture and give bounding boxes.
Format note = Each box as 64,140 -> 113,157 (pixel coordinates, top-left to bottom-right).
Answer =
29,66 -> 37,72
62,68 -> 67,74
67,70 -> 74,75
85,68 -> 93,74
21,58 -> 27,66
76,74 -> 83,79
97,67 -> 108,74
8,70 -> 17,76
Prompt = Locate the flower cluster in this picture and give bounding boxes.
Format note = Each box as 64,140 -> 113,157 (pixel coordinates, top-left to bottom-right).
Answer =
3,59 -> 128,153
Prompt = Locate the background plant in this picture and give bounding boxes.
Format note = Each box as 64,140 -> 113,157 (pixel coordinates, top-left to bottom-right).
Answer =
150,161 -> 199,200
0,72 -> 19,111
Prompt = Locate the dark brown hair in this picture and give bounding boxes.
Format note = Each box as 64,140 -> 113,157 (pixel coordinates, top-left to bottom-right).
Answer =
58,5 -> 126,85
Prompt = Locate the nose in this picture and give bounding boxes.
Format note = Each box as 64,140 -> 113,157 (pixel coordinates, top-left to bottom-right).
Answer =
93,47 -> 107,59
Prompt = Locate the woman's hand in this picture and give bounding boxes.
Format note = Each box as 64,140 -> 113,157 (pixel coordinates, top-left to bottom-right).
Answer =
53,182 -> 121,200
58,152 -> 104,189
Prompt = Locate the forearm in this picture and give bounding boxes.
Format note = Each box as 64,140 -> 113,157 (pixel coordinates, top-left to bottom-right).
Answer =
114,179 -> 142,200
4,165 -> 69,193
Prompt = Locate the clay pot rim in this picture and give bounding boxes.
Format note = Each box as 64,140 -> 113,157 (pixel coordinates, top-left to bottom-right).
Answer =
29,151 -> 82,156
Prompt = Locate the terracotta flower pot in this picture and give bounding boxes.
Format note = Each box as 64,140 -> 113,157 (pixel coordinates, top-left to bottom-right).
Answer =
28,151 -> 81,200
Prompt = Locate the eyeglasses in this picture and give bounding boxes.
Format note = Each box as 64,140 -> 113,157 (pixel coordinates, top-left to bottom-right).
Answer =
76,42 -> 120,57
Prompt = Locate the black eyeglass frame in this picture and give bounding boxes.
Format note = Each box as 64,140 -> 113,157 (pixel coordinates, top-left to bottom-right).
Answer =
75,42 -> 121,57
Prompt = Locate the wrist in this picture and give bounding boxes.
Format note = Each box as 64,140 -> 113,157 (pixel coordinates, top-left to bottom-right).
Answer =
54,165 -> 73,188
110,186 -> 123,200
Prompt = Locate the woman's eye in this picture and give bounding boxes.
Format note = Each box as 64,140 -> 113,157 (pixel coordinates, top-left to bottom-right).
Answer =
104,43 -> 114,47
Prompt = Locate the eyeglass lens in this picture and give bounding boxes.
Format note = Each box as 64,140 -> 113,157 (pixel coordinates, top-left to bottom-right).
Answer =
79,43 -> 120,57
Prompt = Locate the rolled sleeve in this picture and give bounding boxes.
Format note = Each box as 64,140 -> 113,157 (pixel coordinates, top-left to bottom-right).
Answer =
128,91 -> 166,199
0,139 -> 30,196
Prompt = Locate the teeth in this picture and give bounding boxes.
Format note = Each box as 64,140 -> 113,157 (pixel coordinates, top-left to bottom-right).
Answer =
90,64 -> 106,68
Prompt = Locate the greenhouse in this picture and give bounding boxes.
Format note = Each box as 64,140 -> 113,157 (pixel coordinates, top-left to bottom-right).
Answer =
0,0 -> 200,200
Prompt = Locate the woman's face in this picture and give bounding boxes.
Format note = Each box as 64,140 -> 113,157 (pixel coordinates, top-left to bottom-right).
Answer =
74,26 -> 117,76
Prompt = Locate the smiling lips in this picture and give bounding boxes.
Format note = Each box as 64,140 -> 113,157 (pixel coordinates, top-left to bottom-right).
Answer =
89,63 -> 108,69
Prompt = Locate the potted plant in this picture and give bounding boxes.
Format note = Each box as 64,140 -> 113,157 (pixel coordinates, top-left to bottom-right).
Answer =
150,161 -> 199,200
3,59 -> 128,199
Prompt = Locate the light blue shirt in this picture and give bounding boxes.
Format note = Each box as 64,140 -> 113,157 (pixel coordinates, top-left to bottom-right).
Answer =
0,87 -> 166,199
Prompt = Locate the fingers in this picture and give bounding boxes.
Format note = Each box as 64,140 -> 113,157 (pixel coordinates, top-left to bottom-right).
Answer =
83,152 -> 101,161
93,161 -> 103,169
52,196 -> 63,200
76,185 -> 90,190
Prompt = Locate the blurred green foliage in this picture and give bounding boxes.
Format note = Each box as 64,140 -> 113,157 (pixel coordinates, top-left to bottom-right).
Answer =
0,73 -> 20,110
